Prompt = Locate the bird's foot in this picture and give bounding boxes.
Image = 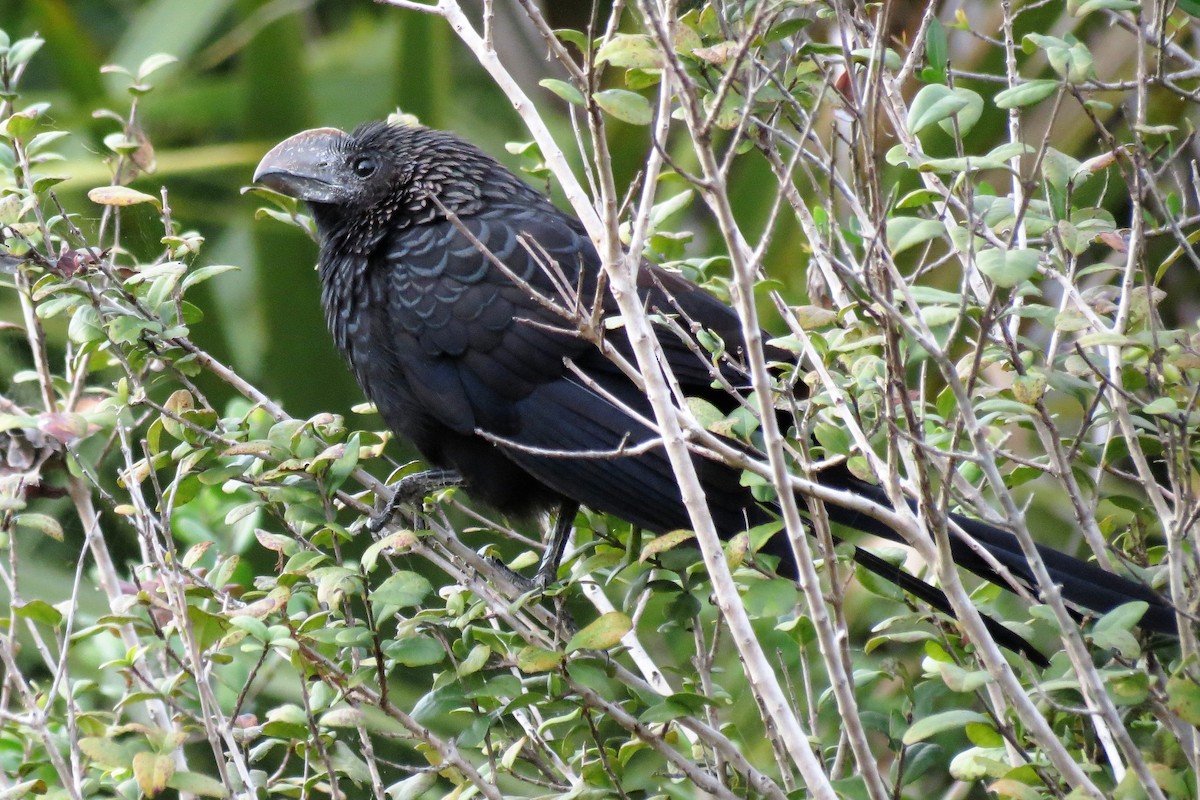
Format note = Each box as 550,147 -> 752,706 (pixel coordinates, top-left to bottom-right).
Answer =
484,555 -> 561,595
369,469 -> 463,533
486,555 -> 540,594
532,560 -> 565,592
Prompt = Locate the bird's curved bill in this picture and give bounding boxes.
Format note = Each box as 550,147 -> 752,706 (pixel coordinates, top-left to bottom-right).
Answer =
253,127 -> 350,204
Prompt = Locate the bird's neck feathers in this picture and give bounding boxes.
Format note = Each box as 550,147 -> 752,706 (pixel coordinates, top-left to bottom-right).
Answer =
317,125 -> 516,255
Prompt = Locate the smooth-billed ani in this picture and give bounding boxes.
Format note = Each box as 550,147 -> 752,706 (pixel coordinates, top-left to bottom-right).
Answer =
254,121 -> 1177,663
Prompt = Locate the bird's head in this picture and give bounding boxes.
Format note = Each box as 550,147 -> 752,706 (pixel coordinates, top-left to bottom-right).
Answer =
254,122 -> 494,246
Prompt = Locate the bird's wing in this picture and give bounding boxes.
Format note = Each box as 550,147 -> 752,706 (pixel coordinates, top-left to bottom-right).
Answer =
380,200 -> 768,434
379,203 -> 595,437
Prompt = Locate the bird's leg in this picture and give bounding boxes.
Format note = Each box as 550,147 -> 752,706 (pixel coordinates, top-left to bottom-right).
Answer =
369,469 -> 463,532
482,502 -> 578,639
534,501 -> 579,589
484,501 -> 579,593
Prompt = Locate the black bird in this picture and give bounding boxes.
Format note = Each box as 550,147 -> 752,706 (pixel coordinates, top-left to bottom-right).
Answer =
253,121 -> 1177,663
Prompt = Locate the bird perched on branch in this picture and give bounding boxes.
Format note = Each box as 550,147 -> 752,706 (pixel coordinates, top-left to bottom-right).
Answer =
254,120 -> 1177,664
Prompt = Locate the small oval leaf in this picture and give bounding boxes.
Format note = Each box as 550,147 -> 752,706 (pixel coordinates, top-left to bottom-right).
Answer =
15,512 -> 64,541
596,34 -> 664,69
994,80 -> 1059,109
593,89 -> 653,125
641,529 -> 696,561
133,751 -> 175,797
903,710 -> 988,745
906,84 -> 970,135
372,570 -> 433,609
887,217 -> 946,256
937,88 -> 983,137
976,247 -> 1040,287
87,185 -> 161,208
567,611 -> 632,652
516,645 -> 564,673
1167,675 -> 1200,726
539,78 -> 585,106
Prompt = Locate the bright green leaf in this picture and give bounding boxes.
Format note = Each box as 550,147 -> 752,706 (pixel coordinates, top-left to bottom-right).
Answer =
906,84 -> 970,135
539,78 -> 585,106
994,80 -> 1058,109
1092,601 -> 1148,634
593,89 -> 653,125
903,710 -> 988,745
67,306 -> 104,345
371,570 -> 433,610
457,643 -> 491,676
385,635 -> 445,667
13,599 -> 63,627
553,28 -> 590,50
887,217 -> 945,255
976,248 -> 1040,287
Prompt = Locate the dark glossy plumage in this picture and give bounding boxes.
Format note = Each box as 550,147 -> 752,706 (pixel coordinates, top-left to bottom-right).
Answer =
254,122 -> 1178,659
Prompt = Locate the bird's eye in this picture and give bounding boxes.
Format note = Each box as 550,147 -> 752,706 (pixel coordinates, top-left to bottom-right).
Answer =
352,155 -> 378,178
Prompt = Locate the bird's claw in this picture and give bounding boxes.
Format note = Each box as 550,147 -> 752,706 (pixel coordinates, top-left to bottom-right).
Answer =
483,555 -> 559,594
369,469 -> 463,533
485,555 -> 538,593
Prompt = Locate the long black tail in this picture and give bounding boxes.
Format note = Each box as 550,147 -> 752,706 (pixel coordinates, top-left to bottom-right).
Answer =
848,542 -> 1053,665
758,519 -> 1054,665
816,468 -> 1178,635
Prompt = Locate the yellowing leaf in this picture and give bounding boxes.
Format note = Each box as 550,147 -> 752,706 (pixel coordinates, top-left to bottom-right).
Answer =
516,645 -> 563,673
567,611 -> 632,652
87,185 -> 161,208
133,751 -> 175,797
640,529 -> 696,562
596,34 -> 663,69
